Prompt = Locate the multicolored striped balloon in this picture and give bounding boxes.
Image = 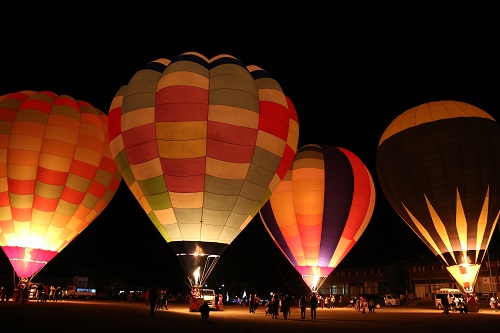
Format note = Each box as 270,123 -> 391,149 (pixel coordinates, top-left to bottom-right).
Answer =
0,91 -> 122,279
259,144 -> 376,291
108,52 -> 299,287
376,100 -> 500,292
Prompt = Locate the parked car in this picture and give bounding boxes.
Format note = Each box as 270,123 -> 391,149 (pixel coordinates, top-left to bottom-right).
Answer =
434,288 -> 464,309
384,294 -> 400,306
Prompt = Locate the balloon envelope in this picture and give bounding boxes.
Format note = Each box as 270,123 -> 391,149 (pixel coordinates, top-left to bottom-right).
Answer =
0,91 -> 122,279
108,52 -> 299,287
259,144 -> 376,291
376,100 -> 500,292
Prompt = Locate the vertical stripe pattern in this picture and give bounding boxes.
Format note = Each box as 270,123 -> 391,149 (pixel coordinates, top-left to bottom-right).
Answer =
0,91 -> 121,278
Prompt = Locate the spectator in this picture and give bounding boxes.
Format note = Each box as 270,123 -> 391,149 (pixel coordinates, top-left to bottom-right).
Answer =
369,298 -> 375,313
272,293 -> 280,319
299,295 -> 307,319
310,292 -> 318,319
318,294 -> 324,309
22,282 -> 30,303
281,294 -> 290,319
360,295 -> 367,314
199,301 -> 211,320
49,285 -> 56,301
456,298 -> 465,314
441,295 -> 450,316
148,288 -> 158,317
249,292 -> 255,313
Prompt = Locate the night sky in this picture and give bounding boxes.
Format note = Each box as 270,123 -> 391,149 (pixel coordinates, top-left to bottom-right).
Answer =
1,4 -> 500,293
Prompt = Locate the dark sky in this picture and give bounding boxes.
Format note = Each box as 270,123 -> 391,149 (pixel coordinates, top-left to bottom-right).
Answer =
1,5 -> 500,293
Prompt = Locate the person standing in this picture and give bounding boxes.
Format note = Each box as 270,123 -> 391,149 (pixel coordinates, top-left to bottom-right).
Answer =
299,295 -> 307,319
37,284 -> 45,302
310,292 -> 318,319
318,294 -> 324,309
162,290 -> 168,310
490,296 -> 497,310
249,292 -> 255,313
15,280 -> 24,302
215,294 -> 222,311
21,282 -> 30,303
148,288 -> 158,317
281,294 -> 290,319
441,295 -> 450,316
49,285 -> 56,301
368,298 -> 375,313
156,290 -> 165,310
43,284 -> 49,302
456,298 -> 465,314
272,293 -> 280,319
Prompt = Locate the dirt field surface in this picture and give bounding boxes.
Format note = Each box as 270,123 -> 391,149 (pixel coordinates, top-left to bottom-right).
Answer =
2,299 -> 499,333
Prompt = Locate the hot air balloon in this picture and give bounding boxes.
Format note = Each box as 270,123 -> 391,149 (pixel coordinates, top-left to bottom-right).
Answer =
376,100 -> 500,293
0,90 -> 122,280
107,52 -> 299,289
259,144 -> 376,291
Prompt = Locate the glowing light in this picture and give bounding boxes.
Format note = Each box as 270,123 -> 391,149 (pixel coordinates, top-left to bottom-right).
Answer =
108,52 -> 299,288
0,91 -> 121,279
447,263 -> 480,293
311,276 -> 320,292
193,267 -> 200,286
24,248 -> 31,262
260,144 -> 375,292
376,100 -> 500,295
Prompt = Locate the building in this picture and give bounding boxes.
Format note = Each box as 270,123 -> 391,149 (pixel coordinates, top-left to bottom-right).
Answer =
320,252 -> 500,300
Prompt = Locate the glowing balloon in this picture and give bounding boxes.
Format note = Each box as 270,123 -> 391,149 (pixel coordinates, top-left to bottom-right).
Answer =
108,52 -> 299,287
376,100 -> 500,292
259,144 -> 376,291
0,91 -> 122,279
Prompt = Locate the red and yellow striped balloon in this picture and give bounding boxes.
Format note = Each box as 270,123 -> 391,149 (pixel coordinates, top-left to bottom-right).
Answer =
108,52 -> 299,287
259,144 -> 376,291
0,91 -> 122,279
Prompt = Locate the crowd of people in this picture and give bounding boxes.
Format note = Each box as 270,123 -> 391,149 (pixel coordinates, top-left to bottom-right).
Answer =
261,292 -> 331,319
1,280 -> 65,303
441,294 -> 482,316
350,295 -> 376,313
259,292 -> 350,319
264,292 -> 292,319
6,277 -> 495,321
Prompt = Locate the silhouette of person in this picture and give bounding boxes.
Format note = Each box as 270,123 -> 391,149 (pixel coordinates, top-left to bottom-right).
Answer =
281,294 -> 290,319
22,282 -> 30,303
249,292 -> 255,313
148,288 -> 158,317
299,295 -> 307,319
369,298 -> 375,313
199,300 -> 211,320
310,292 -> 318,319
272,293 -> 280,319
441,295 -> 450,316
15,280 -> 25,302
